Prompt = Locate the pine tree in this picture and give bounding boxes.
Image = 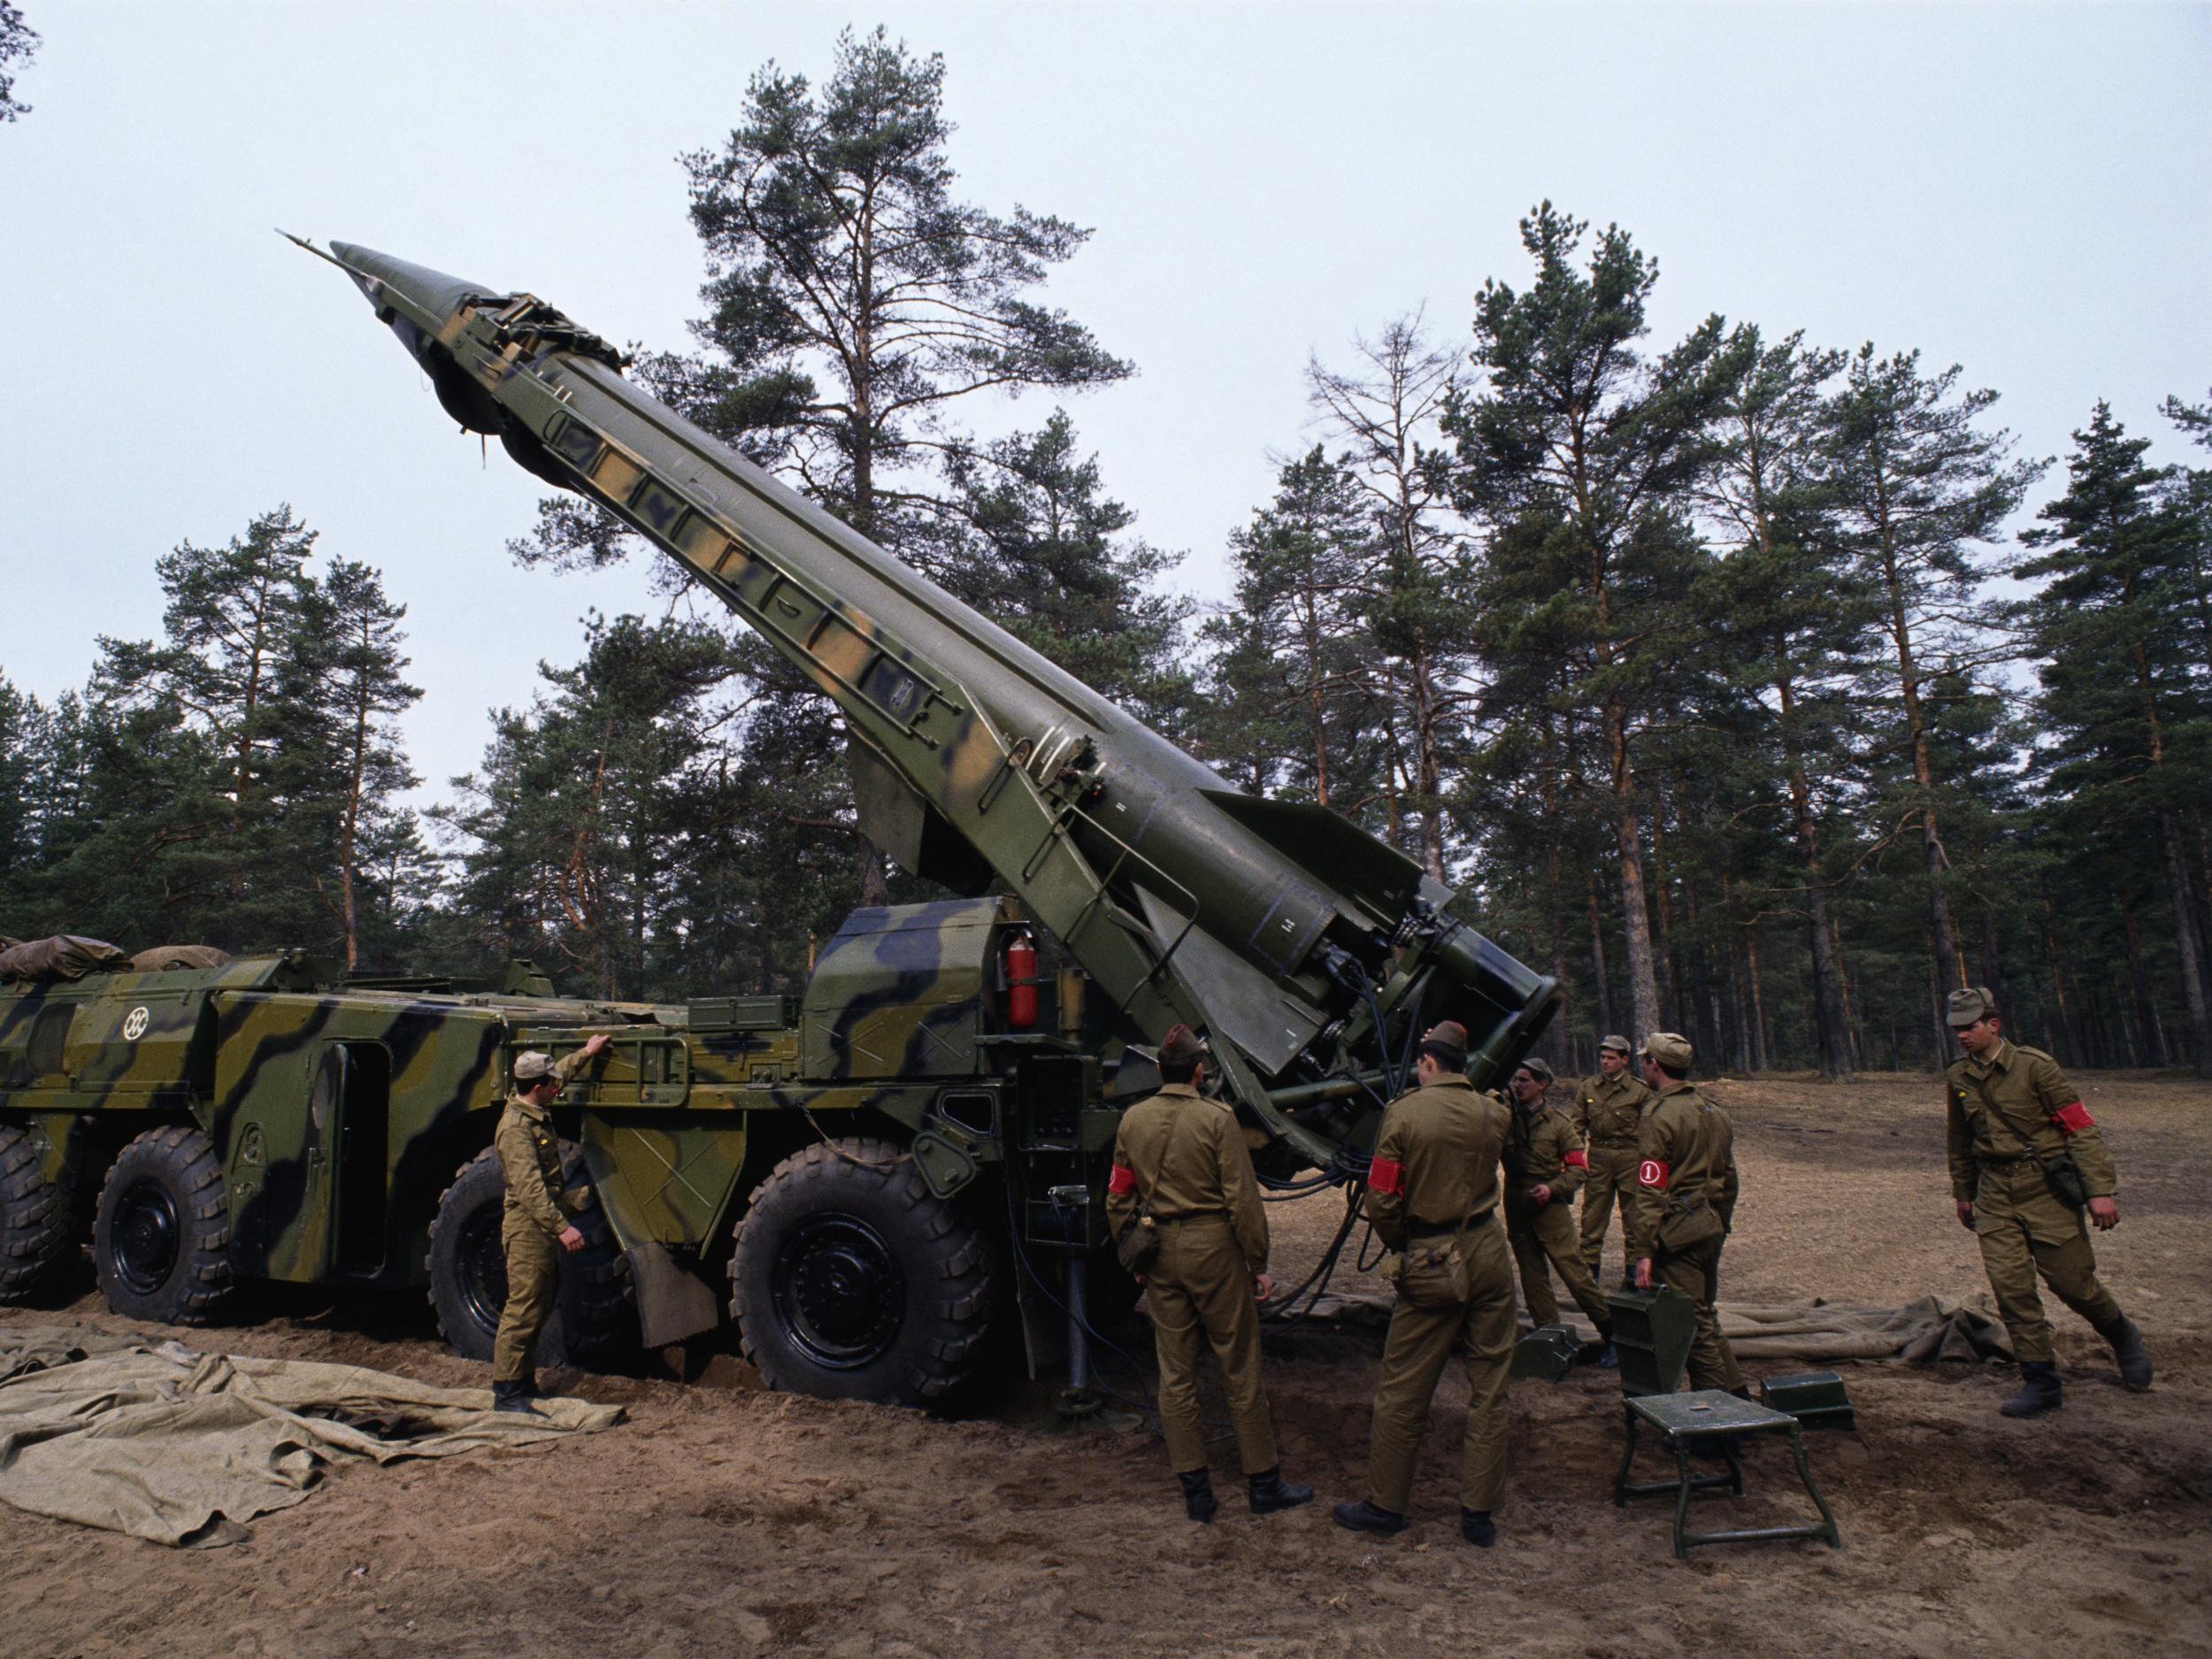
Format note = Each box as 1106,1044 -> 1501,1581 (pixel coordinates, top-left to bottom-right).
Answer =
1694,328 -> 1866,1078
1820,348 -> 2042,1010
1447,204 -> 1740,1040
1309,314 -> 1480,876
510,27 -> 1134,914
1200,448 -> 1379,806
2016,403 -> 2211,1074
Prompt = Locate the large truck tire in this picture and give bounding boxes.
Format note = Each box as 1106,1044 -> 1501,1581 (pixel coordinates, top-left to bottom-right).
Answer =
425,1145 -> 633,1367
730,1137 -> 995,1406
92,1125 -> 231,1324
0,1125 -> 73,1302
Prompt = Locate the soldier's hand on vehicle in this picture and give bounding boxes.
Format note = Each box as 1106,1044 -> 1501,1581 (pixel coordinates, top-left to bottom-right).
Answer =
1253,1271 -> 1275,1303
2087,1195 -> 2119,1231
1632,1256 -> 1654,1290
1955,1199 -> 1975,1230
1530,1183 -> 1553,1207
557,1225 -> 586,1253
581,1033 -> 611,1058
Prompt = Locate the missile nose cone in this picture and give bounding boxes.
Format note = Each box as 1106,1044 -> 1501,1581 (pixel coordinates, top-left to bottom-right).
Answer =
328,242 -> 495,322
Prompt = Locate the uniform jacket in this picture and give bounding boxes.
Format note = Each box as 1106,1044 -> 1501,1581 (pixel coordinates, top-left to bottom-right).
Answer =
1945,1040 -> 2116,1202
1502,1099 -> 1589,1212
1628,1081 -> 1739,1258
495,1048 -> 592,1239
1107,1082 -> 1270,1274
1573,1071 -> 1654,1149
1361,1073 -> 1509,1250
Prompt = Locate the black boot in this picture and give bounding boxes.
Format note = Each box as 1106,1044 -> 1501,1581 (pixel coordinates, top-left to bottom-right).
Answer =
492,1379 -> 541,1415
1248,1467 -> 1314,1515
1331,1498 -> 1406,1536
1577,1321 -> 1615,1368
1178,1468 -> 1218,1525
1460,1508 -> 1497,1548
2098,1317 -> 2153,1391
2001,1361 -> 2063,1418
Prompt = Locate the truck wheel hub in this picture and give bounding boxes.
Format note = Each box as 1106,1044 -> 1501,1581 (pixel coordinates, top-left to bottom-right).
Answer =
777,1216 -> 903,1368
112,1179 -> 181,1294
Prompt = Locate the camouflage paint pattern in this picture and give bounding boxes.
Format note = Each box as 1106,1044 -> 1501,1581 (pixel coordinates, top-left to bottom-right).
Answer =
0,895 -> 1068,1300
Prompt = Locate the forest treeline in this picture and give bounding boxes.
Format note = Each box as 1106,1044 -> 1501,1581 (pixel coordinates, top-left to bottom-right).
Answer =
4,28 -> 2208,1079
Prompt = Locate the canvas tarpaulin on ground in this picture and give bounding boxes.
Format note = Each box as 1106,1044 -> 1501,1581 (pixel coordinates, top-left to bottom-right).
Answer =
1300,1291 -> 2016,1363
0,1327 -> 624,1547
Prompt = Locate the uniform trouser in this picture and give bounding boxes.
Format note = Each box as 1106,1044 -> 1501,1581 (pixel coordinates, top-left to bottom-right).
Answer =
493,1217 -> 561,1384
1506,1198 -> 1614,1330
1652,1234 -> 1745,1394
1363,1221 -> 1517,1515
1973,1162 -> 2123,1365
1143,1216 -> 1277,1476
1578,1147 -> 1640,1281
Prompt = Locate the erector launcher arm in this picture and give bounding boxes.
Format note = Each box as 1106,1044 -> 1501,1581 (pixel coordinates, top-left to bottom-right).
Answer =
307,241 -> 1558,1173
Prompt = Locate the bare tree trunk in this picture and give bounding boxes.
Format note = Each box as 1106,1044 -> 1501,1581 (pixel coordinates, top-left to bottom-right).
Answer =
2162,813 -> 2212,1075
1586,870 -> 1614,1041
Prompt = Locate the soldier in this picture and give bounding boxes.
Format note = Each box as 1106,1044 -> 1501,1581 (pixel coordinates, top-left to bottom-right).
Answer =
1945,987 -> 2152,1417
1573,1034 -> 1654,1288
1501,1058 -> 1617,1361
491,1032 -> 610,1412
1627,1033 -> 1746,1397
1105,1024 -> 1312,1523
1333,1021 -> 1517,1548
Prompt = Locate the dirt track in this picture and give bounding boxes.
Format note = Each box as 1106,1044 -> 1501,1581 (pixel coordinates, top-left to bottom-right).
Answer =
3,1071 -> 2208,1659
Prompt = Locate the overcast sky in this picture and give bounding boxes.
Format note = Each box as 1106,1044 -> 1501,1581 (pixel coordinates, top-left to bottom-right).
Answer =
3,2 -> 2208,802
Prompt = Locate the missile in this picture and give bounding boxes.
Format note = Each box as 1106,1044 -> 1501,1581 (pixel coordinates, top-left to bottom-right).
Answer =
301,237 -> 1557,1169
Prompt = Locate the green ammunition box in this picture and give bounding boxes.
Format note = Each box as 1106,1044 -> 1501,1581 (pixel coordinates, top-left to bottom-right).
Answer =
1608,1286 -> 1696,1398
1759,1370 -> 1855,1431
1510,1323 -> 1580,1382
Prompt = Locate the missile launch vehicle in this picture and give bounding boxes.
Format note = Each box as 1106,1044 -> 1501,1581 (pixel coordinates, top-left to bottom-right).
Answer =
0,242 -> 1558,1408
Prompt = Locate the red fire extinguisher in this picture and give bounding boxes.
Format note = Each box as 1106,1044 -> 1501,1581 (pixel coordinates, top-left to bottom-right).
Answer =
1005,932 -> 1039,1030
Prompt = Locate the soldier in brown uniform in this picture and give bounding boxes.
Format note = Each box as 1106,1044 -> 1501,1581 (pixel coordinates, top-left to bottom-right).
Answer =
1502,1059 -> 1616,1357
491,1033 -> 609,1412
1945,987 -> 2152,1417
1333,1022 -> 1517,1548
1573,1035 -> 1654,1288
1105,1025 -> 1312,1522
1627,1033 -> 1746,1396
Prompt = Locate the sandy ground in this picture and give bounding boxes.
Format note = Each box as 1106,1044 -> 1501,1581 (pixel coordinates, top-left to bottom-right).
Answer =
3,1071 -> 2208,1659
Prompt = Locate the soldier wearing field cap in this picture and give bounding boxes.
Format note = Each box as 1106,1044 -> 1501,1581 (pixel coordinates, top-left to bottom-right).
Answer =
492,1032 -> 610,1412
1573,1033 -> 1654,1288
1945,986 -> 2151,1417
1502,1057 -> 1616,1358
1627,1032 -> 1746,1396
1334,1020 -> 1517,1548
1106,1024 -> 1312,1523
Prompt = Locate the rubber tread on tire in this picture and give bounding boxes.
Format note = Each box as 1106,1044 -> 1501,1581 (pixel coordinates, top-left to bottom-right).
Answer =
730,1137 -> 995,1407
0,1124 -> 71,1302
92,1125 -> 231,1325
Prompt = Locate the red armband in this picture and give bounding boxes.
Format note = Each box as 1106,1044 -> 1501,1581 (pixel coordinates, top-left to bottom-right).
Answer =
1638,1158 -> 1670,1190
1107,1163 -> 1138,1196
1563,1148 -> 1588,1171
1367,1156 -> 1405,1196
2052,1101 -> 2095,1134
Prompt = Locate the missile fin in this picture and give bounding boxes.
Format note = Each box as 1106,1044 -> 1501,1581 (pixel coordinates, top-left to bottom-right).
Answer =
1133,887 -> 1325,1073
1199,789 -> 1425,931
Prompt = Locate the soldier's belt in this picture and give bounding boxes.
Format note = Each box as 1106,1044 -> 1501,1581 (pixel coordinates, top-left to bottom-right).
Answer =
1407,1210 -> 1493,1239
1151,1210 -> 1230,1225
